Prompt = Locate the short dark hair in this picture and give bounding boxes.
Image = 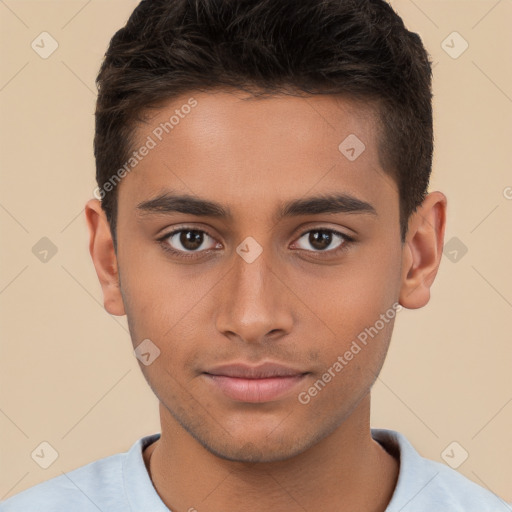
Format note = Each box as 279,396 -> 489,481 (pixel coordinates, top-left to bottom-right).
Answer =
94,0 -> 433,247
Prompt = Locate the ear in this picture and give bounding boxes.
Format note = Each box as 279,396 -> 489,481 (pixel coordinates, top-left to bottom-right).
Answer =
84,199 -> 126,316
399,191 -> 447,309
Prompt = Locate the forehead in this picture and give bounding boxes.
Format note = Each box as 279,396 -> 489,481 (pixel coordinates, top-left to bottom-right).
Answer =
118,89 -> 396,220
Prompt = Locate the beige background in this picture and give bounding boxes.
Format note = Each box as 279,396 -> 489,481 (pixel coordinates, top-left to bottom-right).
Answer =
1,0 -> 511,505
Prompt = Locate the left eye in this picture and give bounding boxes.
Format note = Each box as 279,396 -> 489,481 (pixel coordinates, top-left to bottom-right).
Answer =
293,229 -> 350,252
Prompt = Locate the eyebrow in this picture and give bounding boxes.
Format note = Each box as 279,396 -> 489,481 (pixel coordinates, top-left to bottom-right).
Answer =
136,191 -> 377,220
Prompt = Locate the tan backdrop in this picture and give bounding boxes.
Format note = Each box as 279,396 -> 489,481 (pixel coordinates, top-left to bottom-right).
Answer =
1,0 -> 511,504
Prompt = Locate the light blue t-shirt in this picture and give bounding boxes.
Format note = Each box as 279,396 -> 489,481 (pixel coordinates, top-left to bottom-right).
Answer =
1,428 -> 509,511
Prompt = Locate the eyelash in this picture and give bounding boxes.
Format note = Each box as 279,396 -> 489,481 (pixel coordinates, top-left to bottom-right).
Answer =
157,227 -> 355,260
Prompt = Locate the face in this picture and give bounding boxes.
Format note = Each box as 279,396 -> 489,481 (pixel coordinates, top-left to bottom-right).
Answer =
109,89 -> 405,462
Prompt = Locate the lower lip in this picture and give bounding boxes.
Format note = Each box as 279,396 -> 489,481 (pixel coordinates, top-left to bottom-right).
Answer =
204,374 -> 307,403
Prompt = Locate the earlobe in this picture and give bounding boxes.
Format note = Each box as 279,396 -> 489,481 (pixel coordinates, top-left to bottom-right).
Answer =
399,191 -> 447,310
84,199 -> 126,316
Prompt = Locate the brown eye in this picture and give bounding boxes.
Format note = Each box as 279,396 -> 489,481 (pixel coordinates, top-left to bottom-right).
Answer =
295,229 -> 346,252
162,229 -> 218,254
177,230 -> 204,251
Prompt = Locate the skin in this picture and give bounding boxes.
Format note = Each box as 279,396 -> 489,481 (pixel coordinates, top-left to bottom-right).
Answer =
85,89 -> 447,512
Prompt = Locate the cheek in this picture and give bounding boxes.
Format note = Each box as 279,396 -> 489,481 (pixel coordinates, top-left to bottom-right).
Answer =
288,253 -> 400,338
286,245 -> 401,386
296,314 -> 396,421
118,238 -> 202,336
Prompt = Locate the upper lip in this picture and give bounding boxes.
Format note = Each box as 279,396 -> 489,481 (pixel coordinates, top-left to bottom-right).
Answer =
204,362 -> 307,379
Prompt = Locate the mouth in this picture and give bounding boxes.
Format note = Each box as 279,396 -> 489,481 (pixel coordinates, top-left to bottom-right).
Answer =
202,362 -> 310,403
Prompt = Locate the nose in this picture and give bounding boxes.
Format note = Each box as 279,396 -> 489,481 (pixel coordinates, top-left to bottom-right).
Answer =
214,245 -> 294,345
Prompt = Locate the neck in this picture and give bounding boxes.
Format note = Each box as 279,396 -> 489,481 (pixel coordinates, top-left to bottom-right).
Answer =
144,394 -> 399,512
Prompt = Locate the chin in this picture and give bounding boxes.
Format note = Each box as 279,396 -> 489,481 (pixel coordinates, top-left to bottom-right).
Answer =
196,429 -> 322,464
207,442 -> 300,463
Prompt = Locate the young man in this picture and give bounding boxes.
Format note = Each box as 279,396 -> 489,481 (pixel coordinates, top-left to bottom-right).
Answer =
2,1 -> 508,511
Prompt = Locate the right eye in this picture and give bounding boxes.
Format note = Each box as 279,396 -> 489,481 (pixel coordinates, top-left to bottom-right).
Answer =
158,227 -> 221,259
